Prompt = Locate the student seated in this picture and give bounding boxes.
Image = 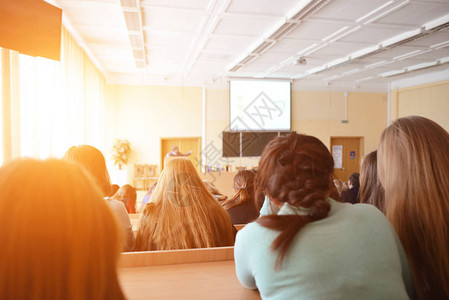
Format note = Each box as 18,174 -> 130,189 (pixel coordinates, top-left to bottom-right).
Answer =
359,150 -> 385,213
378,116 -> 449,300
234,133 -> 414,300
135,158 -> 234,251
221,170 -> 259,224
112,184 -> 137,214
341,172 -> 360,203
64,145 -> 135,251
0,159 -> 125,300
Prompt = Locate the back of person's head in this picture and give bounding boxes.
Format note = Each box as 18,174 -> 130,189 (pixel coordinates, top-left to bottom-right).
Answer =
112,184 -> 137,213
63,145 -> 111,196
359,150 -> 385,212
256,132 -> 334,266
222,170 -> 256,210
136,158 -> 234,250
378,115 -> 449,300
110,184 -> 120,196
0,159 -> 125,300
348,172 -> 360,188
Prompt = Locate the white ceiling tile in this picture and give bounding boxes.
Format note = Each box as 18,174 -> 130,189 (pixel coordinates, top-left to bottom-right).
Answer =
142,10 -> 204,33
214,17 -> 277,36
312,0 -> 394,22
140,0 -> 210,10
226,0 -> 299,16
339,25 -> 411,44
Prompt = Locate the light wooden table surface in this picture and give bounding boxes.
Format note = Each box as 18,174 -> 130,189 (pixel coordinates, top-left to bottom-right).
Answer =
119,260 -> 260,300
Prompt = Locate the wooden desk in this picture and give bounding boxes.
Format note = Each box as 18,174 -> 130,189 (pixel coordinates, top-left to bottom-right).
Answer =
119,260 -> 260,300
118,247 -> 260,300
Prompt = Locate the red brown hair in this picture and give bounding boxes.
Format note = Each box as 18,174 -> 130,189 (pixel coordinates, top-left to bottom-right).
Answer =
256,133 -> 334,266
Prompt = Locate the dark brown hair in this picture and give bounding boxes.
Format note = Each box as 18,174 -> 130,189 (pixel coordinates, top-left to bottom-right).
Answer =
221,170 -> 256,210
256,133 -> 334,266
359,150 -> 385,213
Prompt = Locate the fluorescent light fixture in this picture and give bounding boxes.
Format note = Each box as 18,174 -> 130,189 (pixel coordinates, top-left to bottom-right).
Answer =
380,69 -> 405,77
291,73 -> 307,79
431,40 -> 449,49
363,0 -> 410,25
358,76 -> 374,82
342,68 -> 360,76
322,26 -> 348,41
439,56 -> 449,64
386,70 -> 404,77
349,45 -> 380,59
306,65 -> 326,74
394,50 -> 421,60
324,74 -> 344,81
424,13 -> 449,30
326,56 -> 350,68
297,43 -> 318,55
356,1 -> 394,23
280,56 -> 296,65
381,28 -> 421,48
328,26 -> 361,44
304,43 -> 328,56
365,60 -> 388,69
406,61 -> 437,71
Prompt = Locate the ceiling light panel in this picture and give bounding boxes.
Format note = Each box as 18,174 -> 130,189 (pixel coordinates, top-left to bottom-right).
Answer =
374,2 -> 449,27
312,0 -> 394,22
124,11 -> 141,31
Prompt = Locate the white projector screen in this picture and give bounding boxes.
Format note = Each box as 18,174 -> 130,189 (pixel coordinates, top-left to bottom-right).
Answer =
230,79 -> 291,131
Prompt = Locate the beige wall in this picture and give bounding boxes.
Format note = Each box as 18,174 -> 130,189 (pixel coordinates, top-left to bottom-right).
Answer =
391,80 -> 449,131
205,89 -> 388,170
104,85 -> 203,183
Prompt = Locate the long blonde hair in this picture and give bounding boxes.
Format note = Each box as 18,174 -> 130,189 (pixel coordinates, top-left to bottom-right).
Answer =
136,158 -> 234,250
0,159 -> 125,300
378,116 -> 449,300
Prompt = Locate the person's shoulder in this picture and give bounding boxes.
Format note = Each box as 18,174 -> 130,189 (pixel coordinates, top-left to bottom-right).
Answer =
107,198 -> 127,209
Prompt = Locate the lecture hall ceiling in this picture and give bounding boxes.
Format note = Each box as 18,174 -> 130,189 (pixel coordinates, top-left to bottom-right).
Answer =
54,0 -> 449,92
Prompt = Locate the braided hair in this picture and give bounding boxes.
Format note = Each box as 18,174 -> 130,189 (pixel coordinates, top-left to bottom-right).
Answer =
256,133 -> 334,267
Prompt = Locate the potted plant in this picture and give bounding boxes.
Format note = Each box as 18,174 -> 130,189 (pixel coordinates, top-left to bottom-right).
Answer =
111,139 -> 131,170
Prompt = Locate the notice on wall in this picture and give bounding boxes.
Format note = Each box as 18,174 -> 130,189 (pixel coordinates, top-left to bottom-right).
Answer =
332,145 -> 343,169
350,151 -> 356,159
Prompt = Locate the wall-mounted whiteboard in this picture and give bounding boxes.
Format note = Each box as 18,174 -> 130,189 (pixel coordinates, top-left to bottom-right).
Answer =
229,79 -> 291,131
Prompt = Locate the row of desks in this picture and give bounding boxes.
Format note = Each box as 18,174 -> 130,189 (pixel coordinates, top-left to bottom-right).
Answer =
119,247 -> 260,300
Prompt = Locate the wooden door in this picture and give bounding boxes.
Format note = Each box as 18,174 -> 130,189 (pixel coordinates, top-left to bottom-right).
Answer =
330,137 -> 362,182
160,137 -> 202,172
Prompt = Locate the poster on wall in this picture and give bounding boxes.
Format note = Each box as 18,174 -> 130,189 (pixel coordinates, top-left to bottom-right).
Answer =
332,145 -> 343,169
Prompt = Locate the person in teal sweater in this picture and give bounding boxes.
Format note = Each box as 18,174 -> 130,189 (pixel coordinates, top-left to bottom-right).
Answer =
234,133 -> 415,300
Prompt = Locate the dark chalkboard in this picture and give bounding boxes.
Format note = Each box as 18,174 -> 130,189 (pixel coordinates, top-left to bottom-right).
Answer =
222,131 -> 240,157
222,131 -> 294,157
